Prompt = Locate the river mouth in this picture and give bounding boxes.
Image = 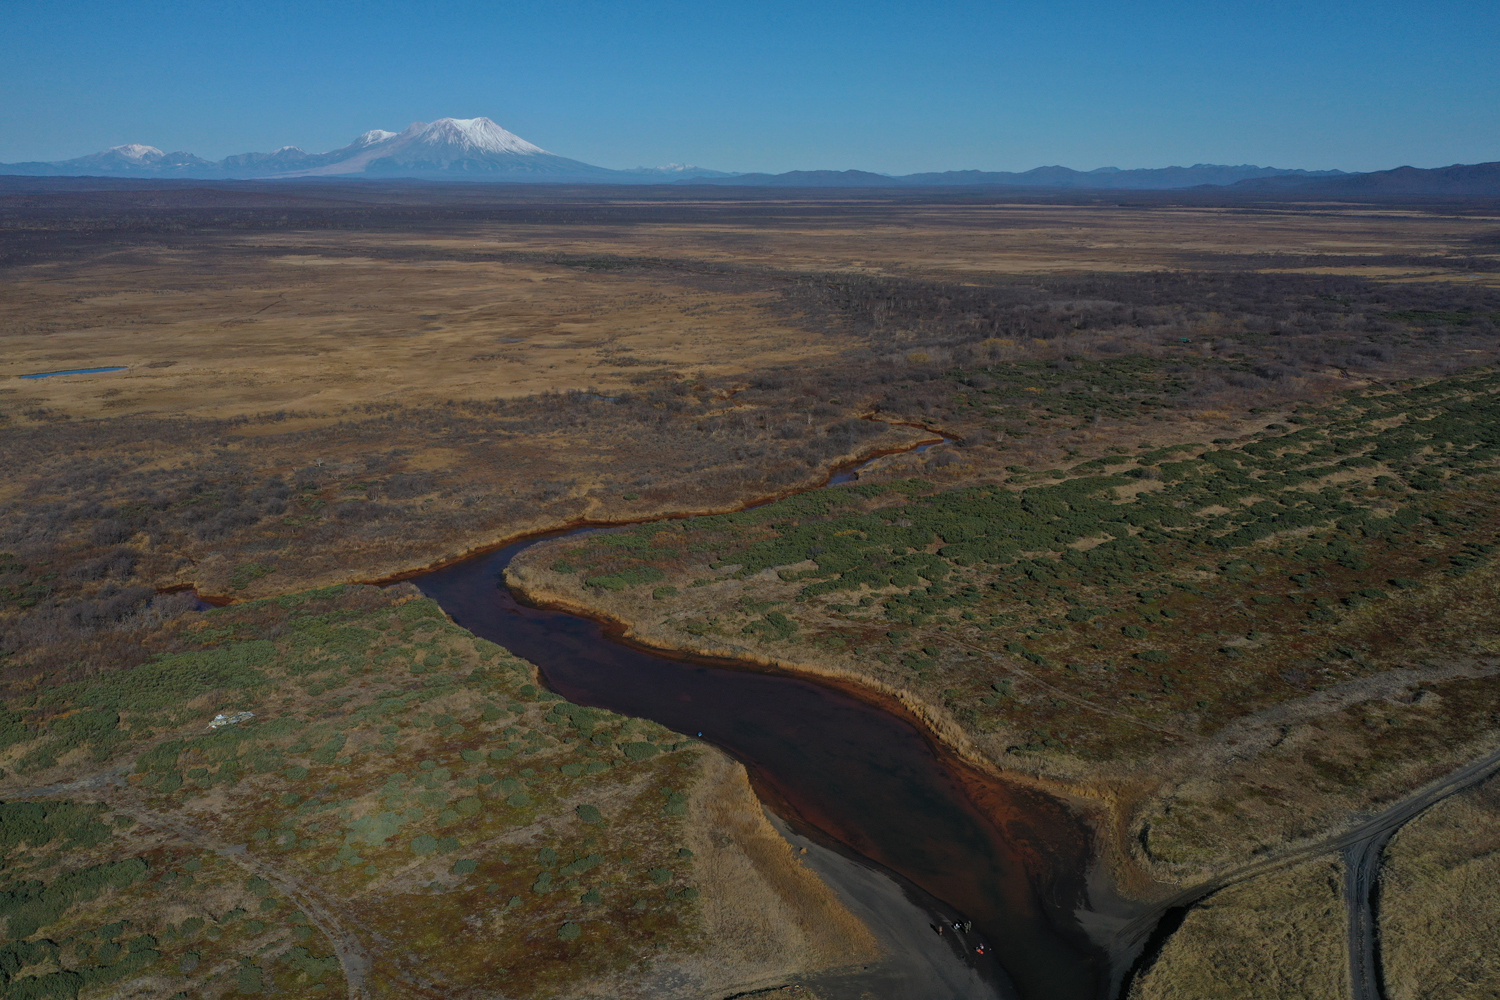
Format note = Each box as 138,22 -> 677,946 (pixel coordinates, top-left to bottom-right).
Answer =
414,527 -> 1110,1000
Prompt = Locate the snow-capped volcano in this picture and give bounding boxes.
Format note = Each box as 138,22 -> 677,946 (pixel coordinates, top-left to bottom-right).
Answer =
0,116 -> 729,182
109,143 -> 165,163
410,117 -> 547,157
284,116 -> 591,177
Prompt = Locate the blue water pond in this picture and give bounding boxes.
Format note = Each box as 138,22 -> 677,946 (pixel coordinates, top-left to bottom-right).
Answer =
19,366 -> 128,379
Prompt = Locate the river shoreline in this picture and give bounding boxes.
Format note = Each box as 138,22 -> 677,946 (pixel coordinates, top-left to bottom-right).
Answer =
165,427 -> 1152,998
413,535 -> 1108,999
503,570 -> 1158,982
175,427 -> 938,606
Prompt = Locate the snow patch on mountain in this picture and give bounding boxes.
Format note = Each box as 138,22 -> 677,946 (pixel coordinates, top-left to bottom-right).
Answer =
284,117 -> 553,176
108,144 -> 164,162
350,129 -> 397,149
413,117 -> 547,156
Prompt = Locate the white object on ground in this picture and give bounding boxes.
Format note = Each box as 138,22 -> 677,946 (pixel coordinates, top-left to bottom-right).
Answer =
209,711 -> 255,729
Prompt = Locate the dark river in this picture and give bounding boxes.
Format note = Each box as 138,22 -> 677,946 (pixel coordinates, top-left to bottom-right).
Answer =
412,446 -> 1112,1000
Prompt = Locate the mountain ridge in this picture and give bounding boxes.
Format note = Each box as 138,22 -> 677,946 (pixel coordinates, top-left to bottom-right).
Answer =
3,117 -> 1498,194
0,117 -> 691,183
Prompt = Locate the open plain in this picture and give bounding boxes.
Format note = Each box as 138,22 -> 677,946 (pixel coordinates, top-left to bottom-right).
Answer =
2,181 -> 1500,999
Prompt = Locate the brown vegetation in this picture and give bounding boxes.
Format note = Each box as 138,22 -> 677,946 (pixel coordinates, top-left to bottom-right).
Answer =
2,185 -> 1499,997
1380,772 -> 1500,1000
0,583 -> 875,999
1128,859 -> 1348,1000
510,365 -> 1500,893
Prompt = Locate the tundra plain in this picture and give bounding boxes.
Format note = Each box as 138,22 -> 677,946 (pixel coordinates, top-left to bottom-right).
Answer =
2,183 -> 1499,998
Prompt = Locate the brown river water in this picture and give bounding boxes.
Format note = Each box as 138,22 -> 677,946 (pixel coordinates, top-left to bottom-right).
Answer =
411,439 -> 1128,1000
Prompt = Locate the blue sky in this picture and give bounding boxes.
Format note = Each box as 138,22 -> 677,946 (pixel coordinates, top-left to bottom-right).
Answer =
2,0 -> 1496,173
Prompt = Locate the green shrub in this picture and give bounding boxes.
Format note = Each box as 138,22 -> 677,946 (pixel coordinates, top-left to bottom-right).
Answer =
398,599 -> 445,623
743,611 -> 797,641
576,804 -> 604,825
559,853 -> 604,877
0,800 -> 112,852
622,742 -> 659,761
8,970 -> 85,1000
345,812 -> 405,846
229,562 -> 275,591
280,947 -> 338,981
557,921 -> 582,941
585,566 -> 665,591
236,963 -> 264,994
0,857 -> 148,939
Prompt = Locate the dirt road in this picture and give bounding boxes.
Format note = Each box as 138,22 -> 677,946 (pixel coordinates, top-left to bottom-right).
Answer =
1108,742 -> 1500,999
1335,744 -> 1500,1000
1341,828 -> 1394,1000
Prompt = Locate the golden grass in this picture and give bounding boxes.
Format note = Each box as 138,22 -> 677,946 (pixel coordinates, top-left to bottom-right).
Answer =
1380,772 -> 1500,1000
0,251 -> 830,420
5,201 -> 1495,425
1129,858 -> 1348,1000
320,203 -> 1498,279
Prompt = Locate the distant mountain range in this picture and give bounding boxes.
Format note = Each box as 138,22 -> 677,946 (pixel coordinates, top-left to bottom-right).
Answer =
0,118 -> 734,184
3,116 -> 1498,195
689,164 -> 1350,190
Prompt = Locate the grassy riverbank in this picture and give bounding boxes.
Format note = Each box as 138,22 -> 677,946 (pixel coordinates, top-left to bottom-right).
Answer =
0,583 -> 874,998
508,368 -> 1500,892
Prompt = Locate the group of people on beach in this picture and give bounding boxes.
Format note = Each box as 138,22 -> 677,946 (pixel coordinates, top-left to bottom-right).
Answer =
932,918 -> 987,957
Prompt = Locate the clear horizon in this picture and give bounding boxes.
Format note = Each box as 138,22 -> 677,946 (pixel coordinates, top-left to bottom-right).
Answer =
3,0 -> 1496,174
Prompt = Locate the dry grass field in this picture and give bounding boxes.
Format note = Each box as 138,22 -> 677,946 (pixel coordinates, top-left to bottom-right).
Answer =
1128,859 -> 1348,1000
1380,772 -> 1500,1000
5,198 -> 1497,422
0,250 -> 831,419
2,183 -> 1499,999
